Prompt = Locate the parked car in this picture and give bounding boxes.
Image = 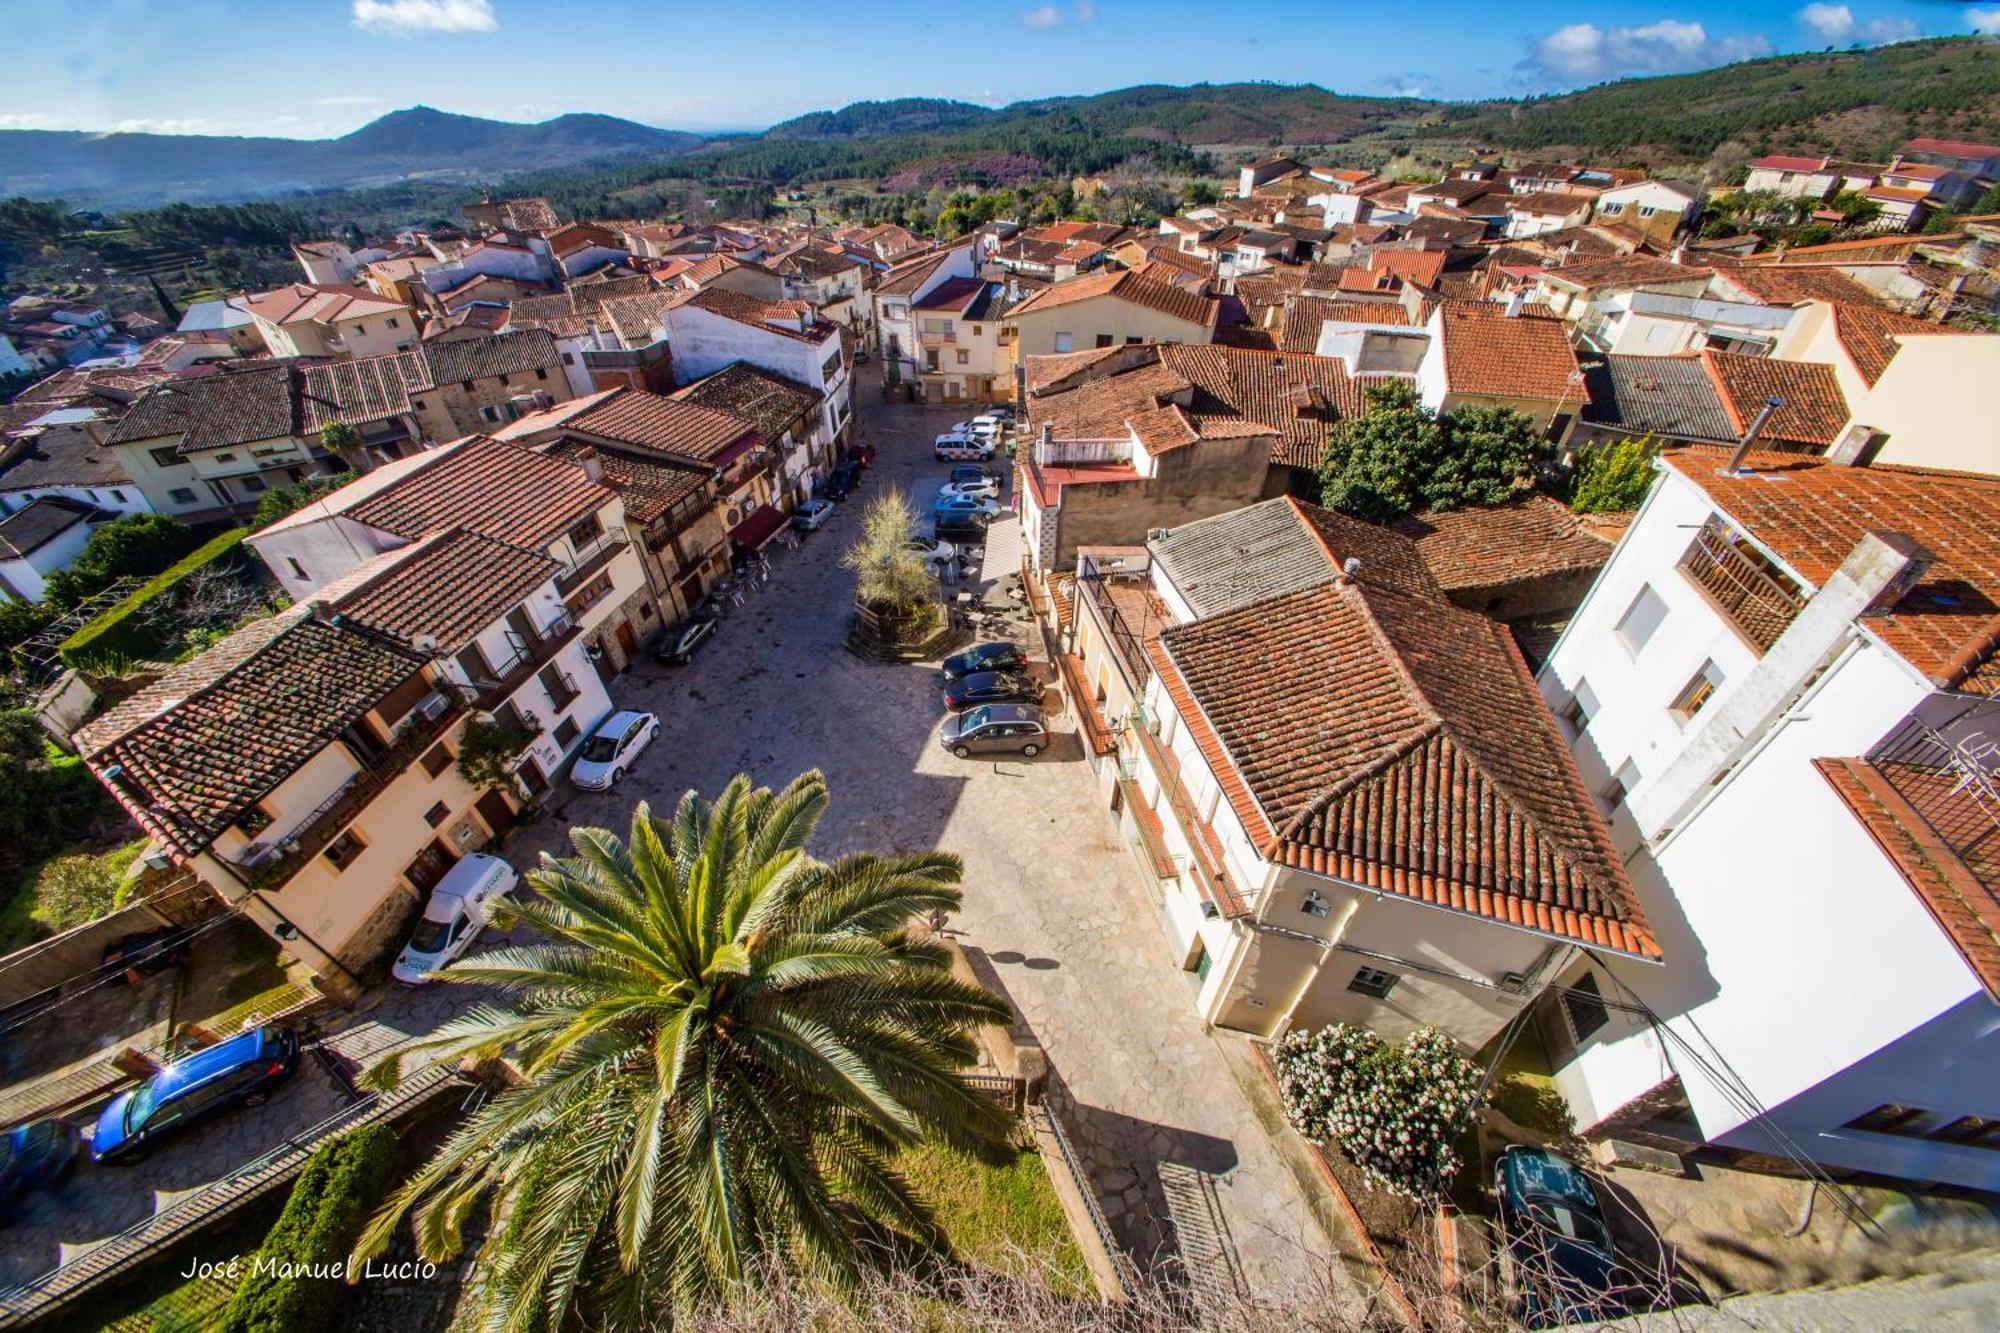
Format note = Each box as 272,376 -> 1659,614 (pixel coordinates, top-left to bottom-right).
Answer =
794,498 -> 835,530
101,926 -> 194,983
939,703 -> 1048,758
571,710 -> 660,790
943,670 -> 1041,711
905,536 -> 957,565
1494,1145 -> 1632,1328
934,435 -> 995,462
0,1120 -> 78,1221
90,1028 -> 300,1165
934,516 -> 989,546
942,641 -> 1028,680
949,464 -> 997,488
391,853 -> 519,984
951,417 -> 1002,442
825,459 -> 862,499
652,614 -> 719,666
938,477 -> 1000,502
933,494 -> 1000,522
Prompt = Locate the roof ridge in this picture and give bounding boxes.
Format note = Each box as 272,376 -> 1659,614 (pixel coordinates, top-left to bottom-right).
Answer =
1274,716 -> 1444,845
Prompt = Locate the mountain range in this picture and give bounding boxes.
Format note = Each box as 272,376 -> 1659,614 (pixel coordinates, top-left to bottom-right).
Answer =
4,36 -> 1998,209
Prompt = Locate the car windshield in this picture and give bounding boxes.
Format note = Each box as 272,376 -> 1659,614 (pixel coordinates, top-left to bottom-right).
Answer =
581,735 -> 620,763
407,918 -> 453,954
127,1080 -> 161,1131
961,706 -> 991,729
1527,1200 -> 1614,1254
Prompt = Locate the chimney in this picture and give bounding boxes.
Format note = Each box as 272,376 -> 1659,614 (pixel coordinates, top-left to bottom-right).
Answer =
1723,396 -> 1784,474
1504,289 -> 1527,318
1336,557 -> 1362,586
1826,423 -> 1887,468
575,446 -> 604,483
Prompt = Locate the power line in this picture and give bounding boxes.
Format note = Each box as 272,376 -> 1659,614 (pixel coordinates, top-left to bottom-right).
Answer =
0,910 -> 247,1041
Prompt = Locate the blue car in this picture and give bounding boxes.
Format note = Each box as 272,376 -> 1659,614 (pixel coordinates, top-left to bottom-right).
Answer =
90,1028 -> 300,1165
0,1120 -> 78,1221
1494,1145 -> 1633,1327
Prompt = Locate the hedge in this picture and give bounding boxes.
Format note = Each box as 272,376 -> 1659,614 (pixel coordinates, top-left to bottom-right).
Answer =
58,528 -> 249,669
215,1123 -> 400,1333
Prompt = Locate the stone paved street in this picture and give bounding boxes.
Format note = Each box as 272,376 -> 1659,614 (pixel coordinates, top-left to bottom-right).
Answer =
512,394 -> 1359,1309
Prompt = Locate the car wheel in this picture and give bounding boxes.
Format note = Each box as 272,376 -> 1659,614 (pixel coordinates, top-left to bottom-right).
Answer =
953,745 -> 972,759
242,1090 -> 270,1108
611,767 -> 625,787
1021,743 -> 1041,757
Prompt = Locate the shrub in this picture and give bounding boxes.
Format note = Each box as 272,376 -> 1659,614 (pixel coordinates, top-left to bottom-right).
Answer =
1318,382 -> 1544,522
456,711 -> 542,790
1275,1023 -> 1485,1201
1569,435 -> 1659,513
0,598 -> 55,652
216,1124 -> 400,1333
0,710 -> 114,880
59,528 -> 250,669
842,488 -> 934,613
42,513 -> 203,609
28,851 -> 125,931
253,468 -> 355,530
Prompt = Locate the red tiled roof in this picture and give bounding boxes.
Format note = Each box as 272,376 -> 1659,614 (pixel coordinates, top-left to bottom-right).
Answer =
1829,302 -> 1950,386
346,435 -> 611,548
1662,446 -> 2000,695
539,386 -> 759,466
238,282 -> 407,325
322,528 -> 556,651
1698,349 -> 1848,449
687,286 -> 836,342
1750,155 -> 1828,172
1149,578 -> 1653,955
1434,302 -> 1581,402
1901,138 -> 2000,159
1393,495 -> 1612,595
1007,268 -> 1217,328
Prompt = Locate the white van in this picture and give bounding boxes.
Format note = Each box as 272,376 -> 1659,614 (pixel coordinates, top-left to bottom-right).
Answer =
391,853 -> 519,984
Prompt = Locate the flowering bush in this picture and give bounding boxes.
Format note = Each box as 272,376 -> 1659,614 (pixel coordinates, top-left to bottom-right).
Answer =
1275,1023 -> 1484,1200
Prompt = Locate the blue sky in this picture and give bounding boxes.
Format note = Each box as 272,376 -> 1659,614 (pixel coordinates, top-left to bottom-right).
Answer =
1,0 -> 1996,138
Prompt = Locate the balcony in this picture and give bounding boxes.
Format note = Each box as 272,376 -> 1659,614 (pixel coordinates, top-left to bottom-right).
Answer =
918,326 -> 957,345
1866,718 -> 2000,891
1677,516 -> 1808,655
224,693 -> 464,891
471,611 -> 580,711
1078,559 -> 1169,691
557,528 -> 629,596
1129,721 -> 1247,917
1032,435 -> 1130,467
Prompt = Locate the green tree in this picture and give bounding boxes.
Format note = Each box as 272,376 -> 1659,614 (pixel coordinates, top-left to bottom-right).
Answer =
0,710 -> 115,891
252,469 -> 356,529
353,774 -> 1014,1327
1179,179 -> 1221,208
1317,382 -> 1543,522
843,488 -> 934,613
1570,435 -> 1660,513
1974,183 -> 2000,215
42,513 -> 202,609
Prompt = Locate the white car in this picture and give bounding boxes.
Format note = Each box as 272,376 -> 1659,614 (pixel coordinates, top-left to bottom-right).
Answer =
934,435 -> 995,462
571,709 -> 659,790
905,536 -> 958,565
392,854 -> 518,984
795,498 -> 835,530
939,477 -> 1000,502
952,417 -> 1002,441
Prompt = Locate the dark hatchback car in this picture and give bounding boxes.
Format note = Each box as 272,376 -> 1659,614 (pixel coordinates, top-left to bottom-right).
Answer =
1494,1145 -> 1633,1328
90,1028 -> 301,1165
949,464 -> 998,489
824,459 -> 862,500
0,1120 -> 79,1221
939,703 -> 1048,758
652,612 -> 719,666
942,641 -> 1027,681
943,670 -> 1040,712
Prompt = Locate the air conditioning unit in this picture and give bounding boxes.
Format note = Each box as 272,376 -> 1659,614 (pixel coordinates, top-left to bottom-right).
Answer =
414,690 -> 451,723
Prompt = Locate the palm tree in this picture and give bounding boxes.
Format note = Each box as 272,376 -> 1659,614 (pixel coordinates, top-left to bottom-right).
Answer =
352,771 -> 1015,1329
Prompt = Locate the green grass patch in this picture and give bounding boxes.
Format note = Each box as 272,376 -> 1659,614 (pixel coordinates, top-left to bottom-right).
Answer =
0,836 -> 148,953
899,1142 -> 1089,1290
59,528 -> 249,670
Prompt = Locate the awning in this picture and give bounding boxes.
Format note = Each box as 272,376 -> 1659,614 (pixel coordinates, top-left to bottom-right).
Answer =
728,505 -> 792,552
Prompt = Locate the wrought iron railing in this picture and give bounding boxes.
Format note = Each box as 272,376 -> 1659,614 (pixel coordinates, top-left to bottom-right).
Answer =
1677,517 -> 1808,655
1869,718 -> 2000,890
557,527 -> 628,594
1078,569 -> 1157,690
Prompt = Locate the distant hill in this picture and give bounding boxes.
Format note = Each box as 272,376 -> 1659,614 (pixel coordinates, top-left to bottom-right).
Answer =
767,99 -> 999,140
0,106 -> 706,207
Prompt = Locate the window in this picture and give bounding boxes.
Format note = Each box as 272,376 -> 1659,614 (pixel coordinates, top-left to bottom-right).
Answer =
553,716 -> 580,748
351,322 -> 365,335
423,801 -> 451,828
169,487 -> 196,504
413,398 -> 427,411
1052,332 -> 1074,353
970,324 -> 982,336
1094,334 -> 1115,348
387,317 -> 399,328
480,406 -> 502,424
955,349 -> 969,365
215,452 -> 238,463
566,513 -> 604,549
1670,660 -> 1725,721
420,742 -> 452,778
235,805 -> 272,835
1561,973 -> 1612,1041
110,489 -> 126,503
324,829 -> 366,870
285,556 -> 310,582
535,367 -> 548,380
562,352 -> 575,365
1600,759 -> 1641,813
149,446 -> 179,467
1615,584 -> 1668,655
1931,1116 -> 2000,1146
1561,679 -> 1599,732
1348,966 -> 1399,999
461,380 -> 474,391
240,475 -> 267,493
1126,335 -> 1144,345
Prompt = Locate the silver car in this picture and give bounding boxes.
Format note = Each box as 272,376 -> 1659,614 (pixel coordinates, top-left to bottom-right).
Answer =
939,703 -> 1048,758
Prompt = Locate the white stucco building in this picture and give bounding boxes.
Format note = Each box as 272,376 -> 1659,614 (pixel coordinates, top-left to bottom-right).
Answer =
1538,445 -> 2000,1191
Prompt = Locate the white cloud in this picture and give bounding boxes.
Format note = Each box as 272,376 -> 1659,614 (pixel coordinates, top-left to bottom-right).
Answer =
351,0 -> 497,37
1971,9 -> 2000,36
0,112 -> 60,131
1019,2 -> 1097,29
1528,20 -> 1774,83
1796,4 -> 1918,45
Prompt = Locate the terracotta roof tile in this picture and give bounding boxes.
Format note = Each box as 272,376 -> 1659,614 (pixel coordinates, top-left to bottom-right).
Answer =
1007,269 -> 1217,328
346,435 -> 611,548
1435,301 -> 1581,402
1699,350 -> 1848,448
1393,495 -> 1612,595
1663,447 -> 2000,695
1278,297 -> 1409,352
1149,578 -> 1653,955
1829,302 -> 1950,386
320,528 -> 555,651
